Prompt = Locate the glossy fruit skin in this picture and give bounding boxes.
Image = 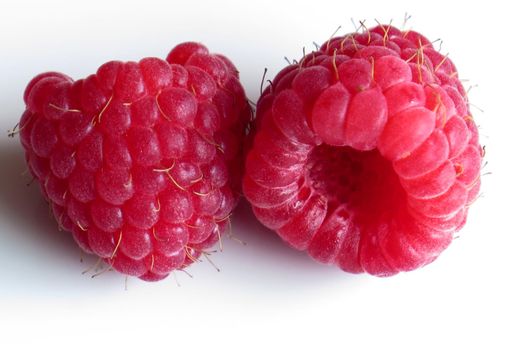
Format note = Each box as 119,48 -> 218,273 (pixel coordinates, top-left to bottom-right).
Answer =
244,25 -> 481,276
20,42 -> 250,281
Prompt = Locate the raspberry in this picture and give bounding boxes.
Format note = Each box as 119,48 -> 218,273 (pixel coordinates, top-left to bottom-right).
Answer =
244,25 -> 482,276
18,42 -> 250,281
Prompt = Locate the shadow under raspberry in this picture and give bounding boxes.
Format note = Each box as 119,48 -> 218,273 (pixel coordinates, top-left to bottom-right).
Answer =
216,199 -> 359,289
0,140 -> 357,293
0,141 -> 121,295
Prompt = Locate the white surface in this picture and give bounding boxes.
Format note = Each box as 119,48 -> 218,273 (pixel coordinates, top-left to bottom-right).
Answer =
0,0 -> 508,349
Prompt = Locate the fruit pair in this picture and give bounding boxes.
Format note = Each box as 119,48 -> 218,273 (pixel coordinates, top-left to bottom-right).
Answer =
17,25 -> 481,281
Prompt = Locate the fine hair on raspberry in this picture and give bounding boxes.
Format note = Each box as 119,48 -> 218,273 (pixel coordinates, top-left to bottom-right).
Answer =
244,24 -> 482,276
19,42 -> 251,281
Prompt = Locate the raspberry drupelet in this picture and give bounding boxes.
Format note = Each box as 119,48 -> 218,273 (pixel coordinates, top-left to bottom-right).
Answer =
244,25 -> 482,276
19,42 -> 251,281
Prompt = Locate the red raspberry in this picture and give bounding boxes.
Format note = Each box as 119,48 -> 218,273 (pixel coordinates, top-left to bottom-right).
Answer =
244,25 -> 482,276
19,42 -> 250,281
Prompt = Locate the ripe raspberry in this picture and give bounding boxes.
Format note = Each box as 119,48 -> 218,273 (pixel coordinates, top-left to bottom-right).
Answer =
18,42 -> 250,281
244,25 -> 482,276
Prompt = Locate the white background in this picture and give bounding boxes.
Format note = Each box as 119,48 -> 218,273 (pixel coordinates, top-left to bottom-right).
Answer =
0,0 -> 508,349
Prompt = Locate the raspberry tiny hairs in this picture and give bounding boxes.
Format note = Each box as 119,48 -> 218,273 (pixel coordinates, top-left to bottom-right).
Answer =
244,20 -> 482,276
16,42 -> 251,282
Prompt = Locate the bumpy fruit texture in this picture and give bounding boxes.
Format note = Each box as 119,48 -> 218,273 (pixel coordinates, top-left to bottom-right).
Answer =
20,42 -> 250,281
244,25 -> 481,276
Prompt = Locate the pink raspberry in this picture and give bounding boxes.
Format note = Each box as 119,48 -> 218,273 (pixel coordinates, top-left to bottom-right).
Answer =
244,25 -> 482,276
19,42 -> 250,281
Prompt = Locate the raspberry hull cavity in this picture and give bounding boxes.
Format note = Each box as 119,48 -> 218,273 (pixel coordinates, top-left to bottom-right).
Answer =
244,25 -> 481,276
20,42 -> 250,281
